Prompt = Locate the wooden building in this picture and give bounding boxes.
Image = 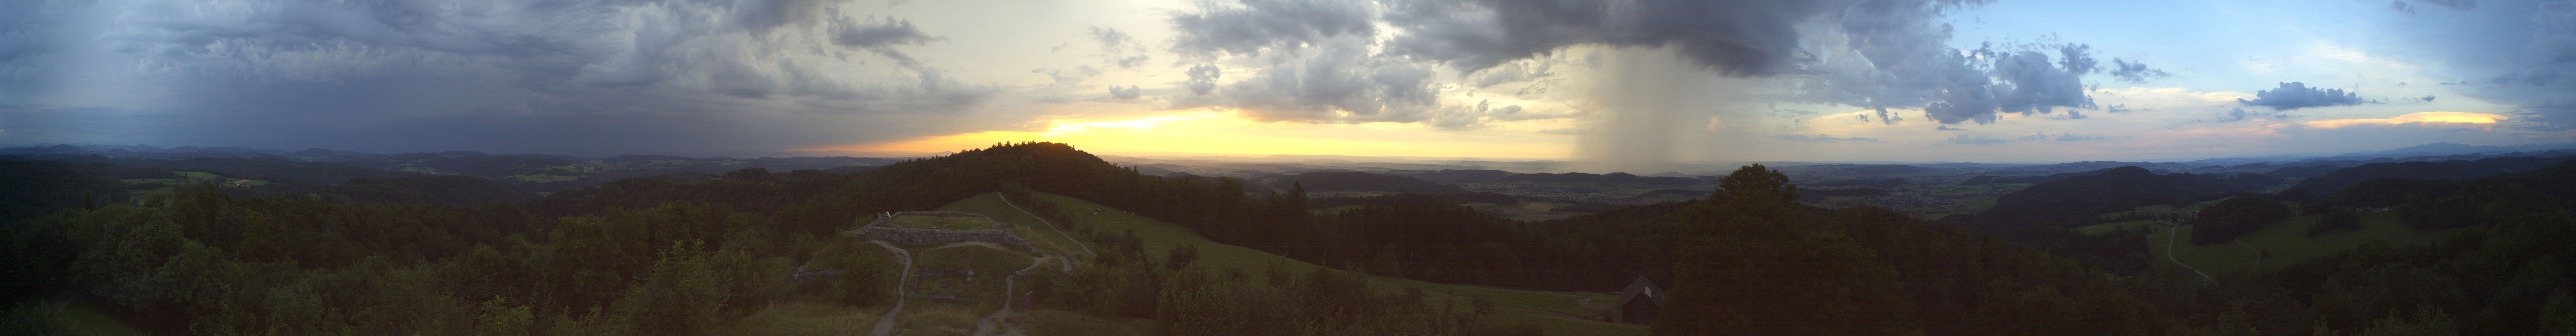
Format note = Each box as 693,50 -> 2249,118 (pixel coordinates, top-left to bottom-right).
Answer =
1611,275 -> 1664,324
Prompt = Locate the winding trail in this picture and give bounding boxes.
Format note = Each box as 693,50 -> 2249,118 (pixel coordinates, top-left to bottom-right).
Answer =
973,254 -> 1055,336
864,240 -> 913,336
2166,226 -> 2214,281
995,193 -> 1096,257
2235,241 -> 2263,268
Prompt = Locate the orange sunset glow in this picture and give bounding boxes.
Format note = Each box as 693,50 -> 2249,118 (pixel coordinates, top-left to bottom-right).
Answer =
806,111 -> 1577,158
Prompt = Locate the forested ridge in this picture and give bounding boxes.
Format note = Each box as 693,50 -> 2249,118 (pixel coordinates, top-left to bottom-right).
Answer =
3,142 -> 2573,335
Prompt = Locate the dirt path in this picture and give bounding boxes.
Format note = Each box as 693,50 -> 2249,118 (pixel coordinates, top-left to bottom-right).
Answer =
2235,241 -> 2262,268
995,193 -> 1095,257
865,240 -> 913,336
973,253 -> 1056,336
2166,227 -> 2214,281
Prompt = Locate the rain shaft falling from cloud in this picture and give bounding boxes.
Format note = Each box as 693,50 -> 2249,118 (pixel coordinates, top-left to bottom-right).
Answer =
1575,47 -> 1756,174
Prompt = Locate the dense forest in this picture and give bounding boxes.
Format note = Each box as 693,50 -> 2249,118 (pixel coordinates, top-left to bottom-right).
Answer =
4,142 -> 2574,335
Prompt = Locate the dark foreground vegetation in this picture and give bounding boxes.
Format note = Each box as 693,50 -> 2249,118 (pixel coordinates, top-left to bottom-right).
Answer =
3,142 -> 2573,335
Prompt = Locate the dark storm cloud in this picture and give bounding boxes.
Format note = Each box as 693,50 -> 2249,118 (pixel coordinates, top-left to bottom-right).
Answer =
0,0 -> 1000,154
1162,1 -> 1481,126
1383,0 -> 2112,124
1988,48 -> 2096,115
1935,125 -> 1965,131
1162,0 -> 2142,127
2238,82 -> 2369,110
833,16 -> 942,66
1175,37 -> 1448,124
1377,0 -> 1918,77
1169,0 -> 1379,56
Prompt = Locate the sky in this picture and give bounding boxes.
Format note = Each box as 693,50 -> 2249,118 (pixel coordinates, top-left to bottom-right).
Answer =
2,0 -> 2570,169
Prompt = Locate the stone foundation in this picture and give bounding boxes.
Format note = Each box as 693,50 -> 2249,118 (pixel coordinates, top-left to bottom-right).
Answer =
855,212 -> 1033,250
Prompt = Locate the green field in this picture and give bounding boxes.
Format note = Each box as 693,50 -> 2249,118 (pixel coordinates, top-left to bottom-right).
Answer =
2150,211 -> 2456,274
889,214 -> 998,230
932,193 -> 1094,259
5,297 -> 149,336
1011,309 -> 1148,336
2073,220 -> 2157,235
729,303 -> 882,335
978,191 -> 1644,336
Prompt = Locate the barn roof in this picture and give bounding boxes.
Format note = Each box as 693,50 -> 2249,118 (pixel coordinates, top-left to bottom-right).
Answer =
1613,275 -> 1664,308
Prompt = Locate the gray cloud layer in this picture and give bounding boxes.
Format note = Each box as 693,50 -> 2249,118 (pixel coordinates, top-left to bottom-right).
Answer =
0,0 -> 1000,155
2385,1 -> 2571,132
1160,0 -> 2157,128
2238,82 -> 2369,110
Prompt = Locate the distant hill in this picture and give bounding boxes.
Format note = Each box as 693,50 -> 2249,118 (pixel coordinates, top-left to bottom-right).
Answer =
1495,172 -> 1699,185
27,156 -> 418,183
1270,172 -> 1467,194
341,152 -> 584,177
1387,169 -> 1518,183
1961,167 -> 2126,185
2323,159 -> 2576,230
1836,164 -> 1939,175
316,175 -> 538,206
2289,156 -> 2576,196
1978,166 -> 2286,228
1805,178 -> 1908,188
2262,164 -> 2343,179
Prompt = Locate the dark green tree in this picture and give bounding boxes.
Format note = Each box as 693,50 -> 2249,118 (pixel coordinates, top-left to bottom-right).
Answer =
1714,163 -> 1799,202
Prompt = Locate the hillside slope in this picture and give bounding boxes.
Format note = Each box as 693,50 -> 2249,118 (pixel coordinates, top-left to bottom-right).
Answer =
2290,156 -> 2573,196
944,191 -> 1644,336
1268,171 -> 1468,194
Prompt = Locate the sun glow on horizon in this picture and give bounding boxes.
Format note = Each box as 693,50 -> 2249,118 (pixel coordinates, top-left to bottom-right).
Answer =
801,111 -> 1576,159
2303,111 -> 2507,130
